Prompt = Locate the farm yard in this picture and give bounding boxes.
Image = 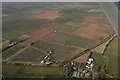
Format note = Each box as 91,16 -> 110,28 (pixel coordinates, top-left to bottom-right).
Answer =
2,2 -> 118,78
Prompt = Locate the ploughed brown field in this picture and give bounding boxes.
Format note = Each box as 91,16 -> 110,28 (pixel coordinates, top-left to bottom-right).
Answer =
16,23 -> 56,44
73,16 -> 113,40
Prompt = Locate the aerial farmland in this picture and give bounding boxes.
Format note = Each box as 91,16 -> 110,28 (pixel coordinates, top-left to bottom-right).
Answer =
2,2 -> 118,78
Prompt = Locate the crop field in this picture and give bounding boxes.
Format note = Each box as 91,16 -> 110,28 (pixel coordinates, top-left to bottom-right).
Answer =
2,63 -> 22,78
2,2 -> 114,63
44,32 -> 99,48
33,40 -> 79,62
3,63 -> 64,78
17,66 -> 64,78
91,52 -> 105,68
2,44 -> 25,59
2,14 -> 46,40
11,47 -> 47,62
2,2 -> 117,78
53,8 -> 88,24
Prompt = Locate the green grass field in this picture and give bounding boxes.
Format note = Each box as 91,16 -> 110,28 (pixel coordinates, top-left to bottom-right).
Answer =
44,32 -> 99,48
104,37 -> 118,77
53,7 -> 100,24
2,44 -> 25,59
33,40 -> 77,62
50,21 -> 82,34
17,66 -> 64,78
3,63 -> 64,78
11,47 -> 47,62
53,10 -> 84,24
91,52 -> 105,68
2,63 -> 22,78
2,14 -> 46,40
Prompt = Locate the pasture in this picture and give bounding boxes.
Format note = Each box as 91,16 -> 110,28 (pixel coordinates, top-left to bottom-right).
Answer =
33,40 -> 78,62
3,63 -> 64,78
44,32 -> 99,48
91,52 -> 105,68
104,37 -> 118,77
2,14 -> 46,40
11,47 -> 47,62
2,43 -> 25,59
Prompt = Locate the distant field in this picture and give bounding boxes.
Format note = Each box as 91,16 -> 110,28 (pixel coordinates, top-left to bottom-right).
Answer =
3,63 -> 64,78
2,14 -> 46,40
53,8 -> 86,24
104,37 -> 118,77
50,22 -> 80,34
31,10 -> 62,20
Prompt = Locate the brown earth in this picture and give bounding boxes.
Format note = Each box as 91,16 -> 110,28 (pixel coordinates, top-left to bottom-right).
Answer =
26,24 -> 52,43
74,52 -> 91,63
83,16 -> 111,24
15,34 -> 31,42
73,16 -> 113,40
21,23 -> 56,44
74,25 -> 108,40
56,48 -> 86,62
32,11 -> 62,20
